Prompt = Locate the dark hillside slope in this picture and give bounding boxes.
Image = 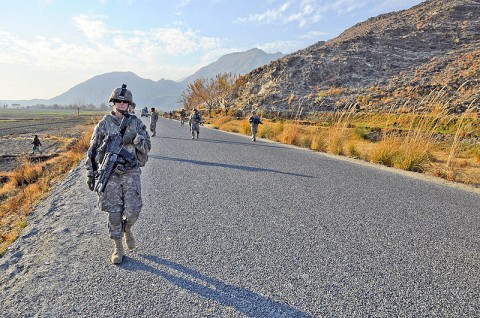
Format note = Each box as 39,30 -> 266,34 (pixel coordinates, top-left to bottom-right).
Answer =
228,0 -> 480,113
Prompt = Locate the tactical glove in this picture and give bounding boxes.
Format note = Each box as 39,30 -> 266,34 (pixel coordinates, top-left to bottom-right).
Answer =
86,176 -> 95,191
123,130 -> 137,144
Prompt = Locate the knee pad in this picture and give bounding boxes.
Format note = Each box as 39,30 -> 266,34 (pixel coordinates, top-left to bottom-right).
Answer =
108,212 -> 123,240
123,216 -> 138,229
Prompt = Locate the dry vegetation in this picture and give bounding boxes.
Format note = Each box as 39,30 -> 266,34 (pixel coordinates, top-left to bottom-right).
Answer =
206,103 -> 480,187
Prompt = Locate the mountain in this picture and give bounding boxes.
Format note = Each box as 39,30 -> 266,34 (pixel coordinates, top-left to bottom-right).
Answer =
1,48 -> 284,111
226,0 -> 480,114
48,72 -> 184,109
180,48 -> 284,84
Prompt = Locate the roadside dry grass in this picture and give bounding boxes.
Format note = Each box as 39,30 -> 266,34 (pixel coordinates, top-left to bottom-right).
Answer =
206,109 -> 480,187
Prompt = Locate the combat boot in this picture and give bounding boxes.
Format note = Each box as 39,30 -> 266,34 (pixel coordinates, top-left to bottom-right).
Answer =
111,239 -> 124,264
124,225 -> 136,250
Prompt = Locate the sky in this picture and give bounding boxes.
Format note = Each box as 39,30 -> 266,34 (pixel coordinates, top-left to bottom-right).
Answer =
0,0 -> 424,100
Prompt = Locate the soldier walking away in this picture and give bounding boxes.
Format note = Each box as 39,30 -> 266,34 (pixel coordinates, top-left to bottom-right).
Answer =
31,134 -> 42,154
169,111 -> 173,120
150,107 -> 159,137
189,108 -> 203,139
248,110 -> 263,141
180,108 -> 186,126
85,84 -> 151,265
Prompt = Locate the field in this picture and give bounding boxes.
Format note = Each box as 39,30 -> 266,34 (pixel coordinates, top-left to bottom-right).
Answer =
0,109 -> 102,171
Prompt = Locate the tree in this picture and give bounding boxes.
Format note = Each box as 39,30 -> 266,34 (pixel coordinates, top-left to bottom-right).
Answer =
184,73 -> 240,117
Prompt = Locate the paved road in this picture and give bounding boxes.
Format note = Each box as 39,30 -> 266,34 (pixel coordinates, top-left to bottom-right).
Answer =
1,117 -> 480,317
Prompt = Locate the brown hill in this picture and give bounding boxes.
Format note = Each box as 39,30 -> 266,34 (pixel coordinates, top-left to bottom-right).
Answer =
228,0 -> 480,115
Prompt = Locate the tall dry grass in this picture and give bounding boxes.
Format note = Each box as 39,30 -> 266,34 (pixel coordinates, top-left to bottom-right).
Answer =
278,124 -> 301,145
369,88 -> 454,172
325,104 -> 358,155
205,86 -> 479,185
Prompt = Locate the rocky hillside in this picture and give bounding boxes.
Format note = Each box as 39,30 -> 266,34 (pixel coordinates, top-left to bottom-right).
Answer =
228,0 -> 480,115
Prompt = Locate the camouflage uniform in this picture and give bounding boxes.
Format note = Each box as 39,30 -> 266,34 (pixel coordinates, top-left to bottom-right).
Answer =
189,109 -> 203,139
86,111 -> 150,264
180,109 -> 186,126
248,111 -> 263,141
150,108 -> 159,137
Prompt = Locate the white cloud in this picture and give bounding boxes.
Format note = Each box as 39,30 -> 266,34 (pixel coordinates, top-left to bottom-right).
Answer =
236,2 -> 291,24
73,14 -> 108,41
300,30 -> 329,39
328,0 -> 370,14
258,40 -> 299,54
235,0 -> 327,27
0,14 -> 227,84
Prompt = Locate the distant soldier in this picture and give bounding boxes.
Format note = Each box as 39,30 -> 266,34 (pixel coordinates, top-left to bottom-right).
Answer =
169,111 -> 173,120
248,110 -> 263,141
150,107 -> 159,137
180,108 -> 187,126
128,102 -> 136,115
85,84 -> 151,264
189,108 -> 203,139
31,135 -> 42,154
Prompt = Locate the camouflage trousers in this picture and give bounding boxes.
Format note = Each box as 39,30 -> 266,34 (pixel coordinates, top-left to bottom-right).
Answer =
191,123 -> 200,137
97,168 -> 142,239
251,124 -> 259,139
150,122 -> 157,134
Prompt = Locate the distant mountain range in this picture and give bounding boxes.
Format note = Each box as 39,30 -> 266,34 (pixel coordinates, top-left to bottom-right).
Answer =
1,48 -> 284,111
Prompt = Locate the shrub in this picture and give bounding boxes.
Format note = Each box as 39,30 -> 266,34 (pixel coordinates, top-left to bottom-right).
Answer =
347,142 -> 362,158
258,124 -> 274,139
326,127 -> 346,155
370,139 -> 400,166
272,122 -> 284,140
393,142 -> 431,172
298,134 -> 313,148
279,124 -> 301,145
242,120 -> 251,135
311,134 -> 327,152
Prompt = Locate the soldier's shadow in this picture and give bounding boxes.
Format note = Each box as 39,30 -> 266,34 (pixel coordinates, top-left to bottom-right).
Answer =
122,254 -> 313,317
149,155 -> 317,179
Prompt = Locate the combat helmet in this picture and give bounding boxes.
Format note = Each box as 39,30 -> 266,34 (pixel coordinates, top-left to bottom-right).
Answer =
109,84 -> 133,105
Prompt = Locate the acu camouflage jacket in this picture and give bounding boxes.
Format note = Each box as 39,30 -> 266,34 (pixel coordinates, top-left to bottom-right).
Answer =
85,113 -> 151,177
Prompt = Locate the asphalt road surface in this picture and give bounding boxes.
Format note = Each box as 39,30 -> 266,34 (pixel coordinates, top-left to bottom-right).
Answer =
1,117 -> 479,317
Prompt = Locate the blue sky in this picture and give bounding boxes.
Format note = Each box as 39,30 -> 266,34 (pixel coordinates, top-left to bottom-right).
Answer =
0,0 -> 423,100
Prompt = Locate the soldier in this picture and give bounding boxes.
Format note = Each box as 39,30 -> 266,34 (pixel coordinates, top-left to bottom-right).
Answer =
189,108 -> 203,139
180,108 -> 187,126
85,84 -> 151,264
248,110 -> 263,141
150,107 -> 159,137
